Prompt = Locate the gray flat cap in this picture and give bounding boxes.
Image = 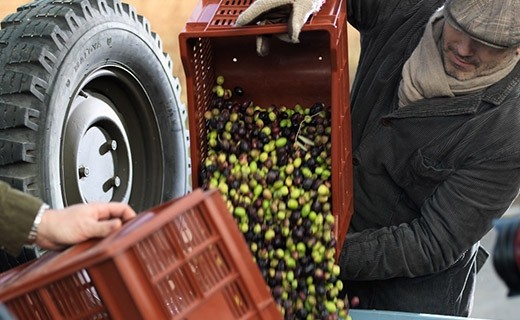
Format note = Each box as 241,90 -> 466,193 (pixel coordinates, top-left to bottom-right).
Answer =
445,0 -> 520,49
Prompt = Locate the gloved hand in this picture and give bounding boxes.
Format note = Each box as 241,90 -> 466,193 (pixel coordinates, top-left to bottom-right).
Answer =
235,0 -> 325,56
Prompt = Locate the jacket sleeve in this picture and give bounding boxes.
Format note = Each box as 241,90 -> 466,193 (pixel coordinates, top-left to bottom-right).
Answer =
339,154 -> 520,280
0,180 -> 43,256
347,0 -> 425,32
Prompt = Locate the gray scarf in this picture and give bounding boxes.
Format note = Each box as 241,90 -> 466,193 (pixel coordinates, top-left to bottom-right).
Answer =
398,7 -> 519,108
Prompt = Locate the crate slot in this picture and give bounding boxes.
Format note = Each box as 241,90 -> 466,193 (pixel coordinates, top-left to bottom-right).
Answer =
222,280 -> 251,318
9,292 -> 51,320
188,243 -> 231,292
155,266 -> 198,317
172,207 -> 214,254
48,269 -> 104,318
133,230 -> 180,278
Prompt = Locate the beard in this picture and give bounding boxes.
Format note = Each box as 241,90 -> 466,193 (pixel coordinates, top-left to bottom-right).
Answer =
442,43 -> 517,81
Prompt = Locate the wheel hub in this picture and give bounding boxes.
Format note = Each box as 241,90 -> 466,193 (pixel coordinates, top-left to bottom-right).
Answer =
63,91 -> 133,204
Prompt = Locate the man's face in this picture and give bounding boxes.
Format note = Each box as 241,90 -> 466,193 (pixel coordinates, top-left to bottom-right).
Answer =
442,22 -> 519,80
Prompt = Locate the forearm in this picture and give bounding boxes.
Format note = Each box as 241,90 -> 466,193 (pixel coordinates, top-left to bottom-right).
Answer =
340,163 -> 520,280
348,0 -> 422,31
0,181 -> 43,256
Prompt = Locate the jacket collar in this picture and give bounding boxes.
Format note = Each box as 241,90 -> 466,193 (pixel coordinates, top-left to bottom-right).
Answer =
387,62 -> 520,119
482,61 -> 520,105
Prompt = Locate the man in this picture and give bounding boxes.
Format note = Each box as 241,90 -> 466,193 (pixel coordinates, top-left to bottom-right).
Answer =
0,180 -> 136,257
237,0 -> 520,316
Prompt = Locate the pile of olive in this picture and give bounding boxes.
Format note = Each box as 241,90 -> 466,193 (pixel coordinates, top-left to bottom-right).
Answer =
201,76 -> 349,319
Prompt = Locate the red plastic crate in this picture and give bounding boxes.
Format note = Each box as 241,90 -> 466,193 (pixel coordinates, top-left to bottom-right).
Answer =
179,0 -> 353,254
0,189 -> 281,320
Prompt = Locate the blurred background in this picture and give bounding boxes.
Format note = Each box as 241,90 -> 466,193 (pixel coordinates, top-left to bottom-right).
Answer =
0,1 -> 517,319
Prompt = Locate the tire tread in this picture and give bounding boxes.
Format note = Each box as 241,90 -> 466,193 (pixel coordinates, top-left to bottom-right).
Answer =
0,0 -> 190,271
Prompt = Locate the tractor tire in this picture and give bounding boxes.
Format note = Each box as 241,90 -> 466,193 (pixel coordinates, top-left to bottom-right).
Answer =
0,0 -> 191,270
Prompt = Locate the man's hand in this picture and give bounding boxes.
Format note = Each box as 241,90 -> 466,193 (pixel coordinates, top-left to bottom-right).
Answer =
236,0 -> 325,55
35,202 -> 136,250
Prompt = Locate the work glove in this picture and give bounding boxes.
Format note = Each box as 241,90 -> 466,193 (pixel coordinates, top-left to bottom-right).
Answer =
235,0 -> 325,56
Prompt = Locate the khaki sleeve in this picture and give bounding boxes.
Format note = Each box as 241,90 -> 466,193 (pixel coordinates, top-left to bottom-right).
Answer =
0,181 -> 43,256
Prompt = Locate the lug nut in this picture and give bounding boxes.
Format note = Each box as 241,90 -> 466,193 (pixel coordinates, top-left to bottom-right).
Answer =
78,166 -> 90,178
103,176 -> 121,192
111,176 -> 121,188
108,140 -> 117,151
100,139 -> 118,154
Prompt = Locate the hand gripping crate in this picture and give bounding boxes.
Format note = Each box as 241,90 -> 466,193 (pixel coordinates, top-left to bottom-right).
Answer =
179,0 -> 354,255
0,189 -> 281,320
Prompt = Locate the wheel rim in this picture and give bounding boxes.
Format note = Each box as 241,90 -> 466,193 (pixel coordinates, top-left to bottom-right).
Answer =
64,90 -> 132,204
62,66 -> 164,207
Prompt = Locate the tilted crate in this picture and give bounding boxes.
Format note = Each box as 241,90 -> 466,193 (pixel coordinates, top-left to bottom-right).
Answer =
0,189 -> 280,319
179,0 -> 354,254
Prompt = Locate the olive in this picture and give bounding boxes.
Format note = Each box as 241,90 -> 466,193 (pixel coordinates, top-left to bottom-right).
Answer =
234,86 -> 244,96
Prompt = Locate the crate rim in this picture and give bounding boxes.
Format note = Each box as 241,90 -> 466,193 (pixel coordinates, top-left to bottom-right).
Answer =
180,0 -> 346,38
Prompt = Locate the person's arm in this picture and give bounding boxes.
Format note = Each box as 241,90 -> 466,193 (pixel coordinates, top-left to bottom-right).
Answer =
347,0 -> 384,31
339,155 -> 520,280
0,180 -> 137,255
347,0 -> 432,32
0,181 -> 43,256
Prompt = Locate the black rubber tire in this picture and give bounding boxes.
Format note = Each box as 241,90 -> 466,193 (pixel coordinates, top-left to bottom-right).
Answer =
0,0 -> 191,269
493,218 -> 520,296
